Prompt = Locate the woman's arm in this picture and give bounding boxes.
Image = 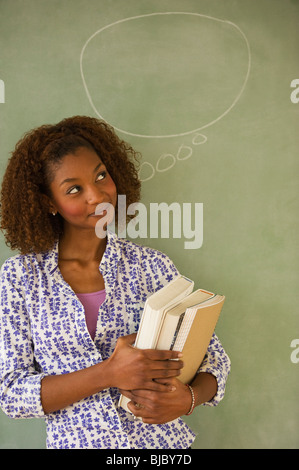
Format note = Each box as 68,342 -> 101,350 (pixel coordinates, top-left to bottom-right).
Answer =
41,334 -> 183,414
121,333 -> 230,423
0,261 -> 183,417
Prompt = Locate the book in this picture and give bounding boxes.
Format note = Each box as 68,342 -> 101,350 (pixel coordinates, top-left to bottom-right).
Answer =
118,276 -> 225,412
133,275 -> 194,350
155,288 -> 216,350
170,293 -> 225,384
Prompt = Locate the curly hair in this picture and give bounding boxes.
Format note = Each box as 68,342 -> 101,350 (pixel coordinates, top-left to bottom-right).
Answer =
0,116 -> 141,254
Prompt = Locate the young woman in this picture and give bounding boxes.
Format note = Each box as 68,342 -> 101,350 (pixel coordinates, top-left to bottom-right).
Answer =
0,116 -> 230,449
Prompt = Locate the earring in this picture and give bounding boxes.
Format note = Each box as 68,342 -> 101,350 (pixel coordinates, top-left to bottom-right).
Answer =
51,211 -> 57,216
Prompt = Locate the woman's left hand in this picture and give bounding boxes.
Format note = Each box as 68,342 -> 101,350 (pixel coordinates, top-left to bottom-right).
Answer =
120,377 -> 192,424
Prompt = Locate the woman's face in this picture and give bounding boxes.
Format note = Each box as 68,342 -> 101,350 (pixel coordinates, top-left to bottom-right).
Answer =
48,146 -> 117,234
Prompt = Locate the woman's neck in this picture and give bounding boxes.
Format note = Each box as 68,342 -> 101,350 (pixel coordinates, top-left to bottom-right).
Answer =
58,228 -> 107,264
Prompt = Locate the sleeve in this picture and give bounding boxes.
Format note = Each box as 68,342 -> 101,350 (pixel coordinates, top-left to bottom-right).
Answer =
196,333 -> 231,407
140,246 -> 181,297
0,260 -> 46,419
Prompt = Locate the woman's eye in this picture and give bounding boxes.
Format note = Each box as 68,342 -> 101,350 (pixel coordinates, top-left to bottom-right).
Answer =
67,185 -> 80,195
96,171 -> 107,181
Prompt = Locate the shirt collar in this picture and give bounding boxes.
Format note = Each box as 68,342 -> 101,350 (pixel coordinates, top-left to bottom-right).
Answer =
99,230 -> 122,280
40,230 -> 122,277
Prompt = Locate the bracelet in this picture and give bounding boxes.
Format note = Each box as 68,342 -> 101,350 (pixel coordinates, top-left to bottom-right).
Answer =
185,384 -> 196,415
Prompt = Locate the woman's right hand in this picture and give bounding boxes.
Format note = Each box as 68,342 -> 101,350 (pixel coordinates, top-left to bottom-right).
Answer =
107,333 -> 184,392
40,333 -> 183,415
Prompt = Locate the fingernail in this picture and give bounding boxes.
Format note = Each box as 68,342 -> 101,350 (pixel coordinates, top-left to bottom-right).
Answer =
169,386 -> 176,392
177,353 -> 183,358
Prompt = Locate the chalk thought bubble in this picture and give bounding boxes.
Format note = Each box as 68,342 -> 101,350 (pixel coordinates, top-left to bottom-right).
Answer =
80,12 -> 251,138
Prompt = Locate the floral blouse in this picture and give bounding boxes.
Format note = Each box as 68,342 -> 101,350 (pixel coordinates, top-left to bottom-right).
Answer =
0,231 -> 230,449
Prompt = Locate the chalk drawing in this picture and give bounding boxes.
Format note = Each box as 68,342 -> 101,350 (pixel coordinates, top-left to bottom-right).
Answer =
80,12 -> 251,139
138,132 -> 207,182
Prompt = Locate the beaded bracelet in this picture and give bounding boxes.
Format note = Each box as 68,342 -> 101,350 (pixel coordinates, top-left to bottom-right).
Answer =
185,384 -> 196,415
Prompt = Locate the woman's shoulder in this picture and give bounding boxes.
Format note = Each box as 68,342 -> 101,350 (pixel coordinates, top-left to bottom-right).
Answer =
1,252 -> 33,271
112,234 -> 179,278
115,235 -> 172,263
0,252 -> 34,287
0,244 -> 57,277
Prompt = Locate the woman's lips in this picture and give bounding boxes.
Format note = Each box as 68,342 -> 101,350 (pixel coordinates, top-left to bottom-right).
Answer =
89,212 -> 103,217
89,202 -> 112,217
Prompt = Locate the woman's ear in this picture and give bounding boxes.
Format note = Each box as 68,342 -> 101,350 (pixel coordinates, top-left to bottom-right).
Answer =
41,193 -> 57,216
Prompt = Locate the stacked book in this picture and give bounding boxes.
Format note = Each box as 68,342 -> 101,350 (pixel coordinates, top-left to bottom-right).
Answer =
119,275 -> 225,412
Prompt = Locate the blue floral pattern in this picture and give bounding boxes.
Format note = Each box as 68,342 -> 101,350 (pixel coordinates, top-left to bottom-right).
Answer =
0,231 -> 230,449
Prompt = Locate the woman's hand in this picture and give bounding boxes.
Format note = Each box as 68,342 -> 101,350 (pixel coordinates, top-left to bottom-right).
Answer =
120,377 -> 192,424
107,333 -> 184,392
120,372 -> 218,424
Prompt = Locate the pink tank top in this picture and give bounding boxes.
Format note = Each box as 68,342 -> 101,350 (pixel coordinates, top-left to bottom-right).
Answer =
76,290 -> 106,340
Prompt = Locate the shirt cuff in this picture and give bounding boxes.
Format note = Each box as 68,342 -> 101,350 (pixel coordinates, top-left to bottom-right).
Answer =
0,370 -> 46,419
197,333 -> 231,407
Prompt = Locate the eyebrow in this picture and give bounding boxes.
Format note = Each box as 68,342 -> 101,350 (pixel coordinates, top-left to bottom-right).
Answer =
59,161 -> 104,187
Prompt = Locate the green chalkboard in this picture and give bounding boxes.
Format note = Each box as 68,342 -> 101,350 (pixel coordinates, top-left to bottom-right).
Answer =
0,0 -> 298,449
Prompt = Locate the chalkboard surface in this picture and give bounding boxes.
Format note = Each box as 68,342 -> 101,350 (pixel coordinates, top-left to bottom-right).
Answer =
0,0 -> 298,449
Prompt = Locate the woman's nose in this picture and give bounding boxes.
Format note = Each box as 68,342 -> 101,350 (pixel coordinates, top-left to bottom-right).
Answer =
86,185 -> 105,204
